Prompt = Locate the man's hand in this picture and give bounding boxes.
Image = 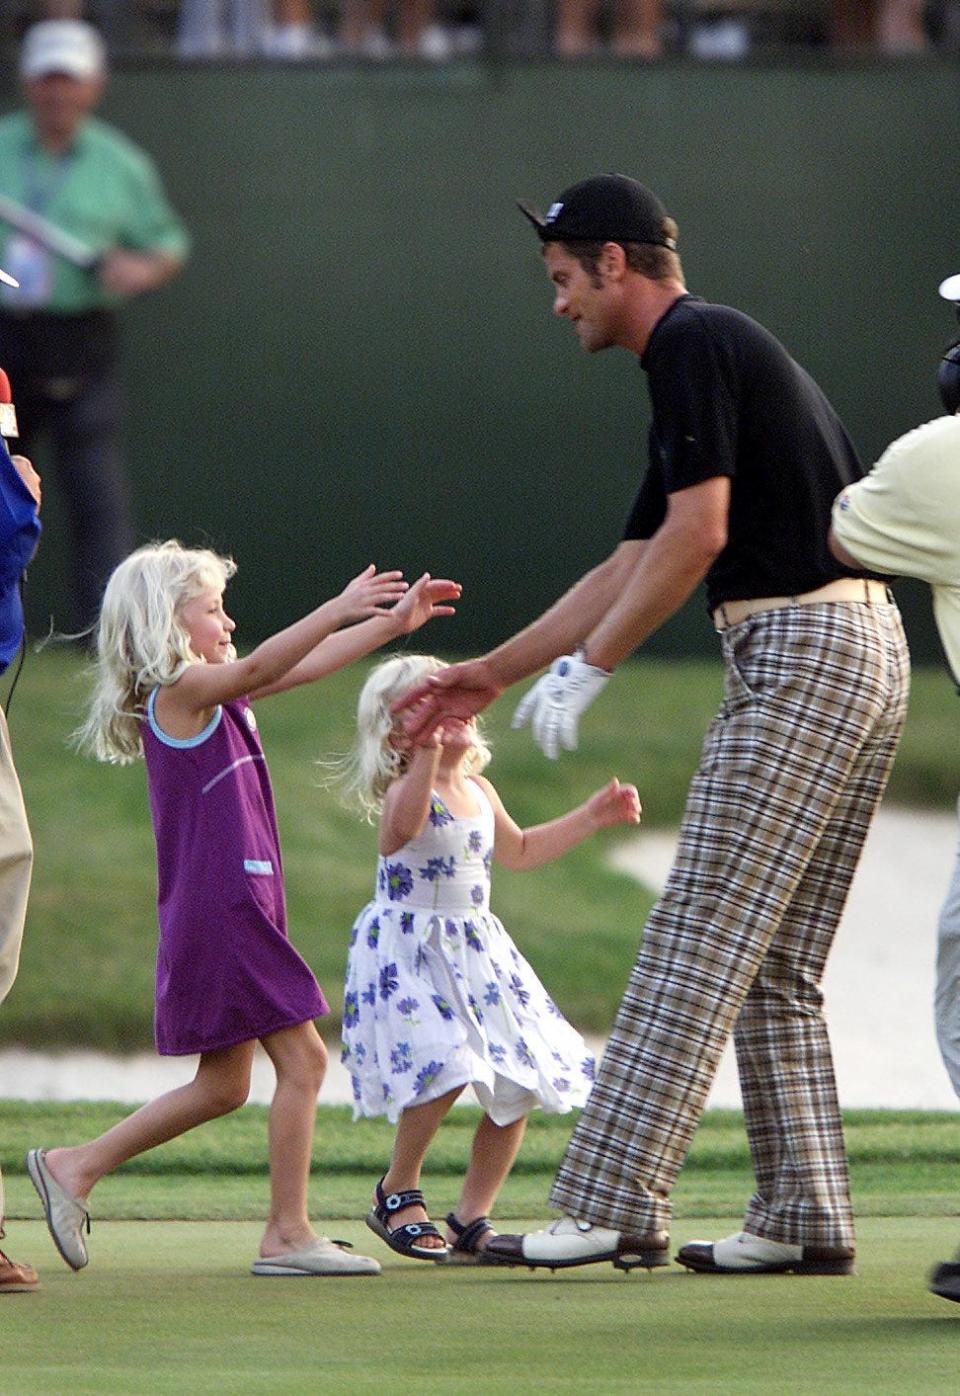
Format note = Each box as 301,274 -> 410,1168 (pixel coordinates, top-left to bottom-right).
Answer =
392,657 -> 503,742
511,652 -> 610,760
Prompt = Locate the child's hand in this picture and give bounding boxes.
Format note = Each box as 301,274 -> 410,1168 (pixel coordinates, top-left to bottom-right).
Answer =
390,572 -> 461,634
413,726 -> 443,751
337,565 -> 408,623
587,778 -> 641,830
389,724 -> 439,755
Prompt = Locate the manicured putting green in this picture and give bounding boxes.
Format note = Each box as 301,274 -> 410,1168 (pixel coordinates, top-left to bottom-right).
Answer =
3,1217 -> 958,1394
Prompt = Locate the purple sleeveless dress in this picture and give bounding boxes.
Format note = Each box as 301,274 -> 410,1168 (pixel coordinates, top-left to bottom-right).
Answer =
142,689 -> 327,1055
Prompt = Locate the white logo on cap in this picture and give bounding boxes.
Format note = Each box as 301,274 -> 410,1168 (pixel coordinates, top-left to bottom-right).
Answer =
545,201 -> 564,224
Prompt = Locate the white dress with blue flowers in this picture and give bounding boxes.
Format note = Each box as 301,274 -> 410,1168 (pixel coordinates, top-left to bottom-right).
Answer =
341,780 -> 595,1125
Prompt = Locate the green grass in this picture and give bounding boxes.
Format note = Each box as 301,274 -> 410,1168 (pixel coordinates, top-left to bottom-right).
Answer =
4,649 -> 959,1048
3,1104 -> 960,1222
2,1216 -> 959,1393
4,1105 -> 960,1392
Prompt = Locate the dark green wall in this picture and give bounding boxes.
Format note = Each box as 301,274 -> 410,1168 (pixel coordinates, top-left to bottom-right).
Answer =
6,59 -> 958,662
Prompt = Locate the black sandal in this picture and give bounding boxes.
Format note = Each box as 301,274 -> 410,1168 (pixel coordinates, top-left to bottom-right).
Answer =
443,1211 -> 495,1265
365,1177 -> 449,1262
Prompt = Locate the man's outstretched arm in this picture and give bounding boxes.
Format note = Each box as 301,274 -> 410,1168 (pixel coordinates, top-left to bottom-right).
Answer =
395,541 -> 645,738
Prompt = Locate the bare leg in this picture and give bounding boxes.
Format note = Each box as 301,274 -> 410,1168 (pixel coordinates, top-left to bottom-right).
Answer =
379,1087 -> 463,1251
340,0 -> 391,49
830,0 -> 878,48
877,0 -> 926,51
612,0 -> 663,57
554,0 -> 603,55
258,1021 -> 328,1257
446,1113 -> 527,1249
41,1042 -> 256,1202
396,0 -> 435,54
268,0 -> 318,53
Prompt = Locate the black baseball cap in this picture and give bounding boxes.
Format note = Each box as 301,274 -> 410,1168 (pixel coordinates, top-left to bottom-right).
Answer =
517,174 -> 676,249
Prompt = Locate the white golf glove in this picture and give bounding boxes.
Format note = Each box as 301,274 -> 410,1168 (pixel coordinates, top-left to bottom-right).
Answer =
511,651 -> 611,760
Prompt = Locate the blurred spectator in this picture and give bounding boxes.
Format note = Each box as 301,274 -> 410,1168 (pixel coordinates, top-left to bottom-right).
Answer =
263,0 -> 331,54
0,21 -> 189,632
831,0 -> 928,51
177,0 -> 335,57
554,0 -> 663,56
338,0 -> 454,57
177,0 -> 268,57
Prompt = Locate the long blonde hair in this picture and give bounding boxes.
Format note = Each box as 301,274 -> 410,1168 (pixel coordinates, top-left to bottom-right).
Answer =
341,653 -> 492,821
75,540 -> 237,764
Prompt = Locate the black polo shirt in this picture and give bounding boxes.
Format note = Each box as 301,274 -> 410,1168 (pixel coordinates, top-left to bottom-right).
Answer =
623,294 -> 878,612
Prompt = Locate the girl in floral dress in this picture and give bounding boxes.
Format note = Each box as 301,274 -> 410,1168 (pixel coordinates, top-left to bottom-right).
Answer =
340,653 -> 641,1262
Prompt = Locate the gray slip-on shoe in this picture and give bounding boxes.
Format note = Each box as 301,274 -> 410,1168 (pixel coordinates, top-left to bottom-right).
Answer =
25,1149 -> 90,1272
251,1237 -> 381,1276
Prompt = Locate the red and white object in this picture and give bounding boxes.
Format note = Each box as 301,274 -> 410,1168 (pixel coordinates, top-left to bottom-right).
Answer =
0,368 -> 19,444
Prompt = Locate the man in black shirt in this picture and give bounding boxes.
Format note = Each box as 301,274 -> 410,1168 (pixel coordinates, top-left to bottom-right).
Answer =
398,174 -> 909,1275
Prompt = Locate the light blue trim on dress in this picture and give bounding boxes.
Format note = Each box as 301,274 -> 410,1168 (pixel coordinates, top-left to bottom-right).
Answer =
243,859 -> 274,876
147,687 -> 223,748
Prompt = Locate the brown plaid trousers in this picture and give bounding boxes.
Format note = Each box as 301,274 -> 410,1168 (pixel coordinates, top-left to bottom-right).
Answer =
550,600 -> 909,1247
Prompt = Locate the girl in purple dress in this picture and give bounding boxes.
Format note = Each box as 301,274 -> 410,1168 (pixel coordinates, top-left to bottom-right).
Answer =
26,540 -> 459,1278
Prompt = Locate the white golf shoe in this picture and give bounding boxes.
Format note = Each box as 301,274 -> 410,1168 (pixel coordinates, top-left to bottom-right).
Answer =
676,1230 -> 854,1275
483,1215 -> 669,1271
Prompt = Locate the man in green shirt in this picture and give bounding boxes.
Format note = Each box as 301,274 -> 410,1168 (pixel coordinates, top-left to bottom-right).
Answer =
0,19 -> 189,631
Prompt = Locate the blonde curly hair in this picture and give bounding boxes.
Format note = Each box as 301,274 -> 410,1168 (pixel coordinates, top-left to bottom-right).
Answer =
75,540 -> 237,764
341,653 -> 492,821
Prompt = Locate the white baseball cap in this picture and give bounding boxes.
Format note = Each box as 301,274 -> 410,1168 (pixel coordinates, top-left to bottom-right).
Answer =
20,20 -> 107,82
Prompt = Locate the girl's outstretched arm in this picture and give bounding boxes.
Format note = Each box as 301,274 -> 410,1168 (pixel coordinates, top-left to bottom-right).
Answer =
477,775 -> 641,871
250,573 -> 460,700
158,565 -> 407,731
379,738 -> 442,856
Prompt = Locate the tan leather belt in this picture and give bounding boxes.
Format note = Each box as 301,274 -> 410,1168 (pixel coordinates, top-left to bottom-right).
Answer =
713,578 -> 890,632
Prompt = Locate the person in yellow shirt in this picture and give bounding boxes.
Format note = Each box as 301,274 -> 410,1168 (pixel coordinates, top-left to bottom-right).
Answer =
829,278 -> 960,1304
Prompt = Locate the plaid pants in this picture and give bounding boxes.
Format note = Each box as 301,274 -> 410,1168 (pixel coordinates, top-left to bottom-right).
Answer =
550,601 -> 909,1247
